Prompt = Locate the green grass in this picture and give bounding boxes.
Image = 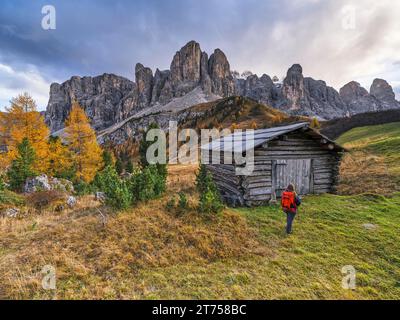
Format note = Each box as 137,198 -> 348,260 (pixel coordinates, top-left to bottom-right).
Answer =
337,122 -> 400,178
130,193 -> 400,300
2,192 -> 399,299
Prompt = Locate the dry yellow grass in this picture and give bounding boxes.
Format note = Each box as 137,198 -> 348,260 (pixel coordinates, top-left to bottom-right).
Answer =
337,122 -> 400,195
0,168 -> 269,299
337,151 -> 398,195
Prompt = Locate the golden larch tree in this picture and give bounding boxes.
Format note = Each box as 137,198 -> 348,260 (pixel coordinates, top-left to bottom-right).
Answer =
65,102 -> 103,182
0,93 -> 50,172
47,136 -> 72,177
310,117 -> 321,130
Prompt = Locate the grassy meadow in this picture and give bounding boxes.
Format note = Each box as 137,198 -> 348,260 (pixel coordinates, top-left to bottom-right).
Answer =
1,122 -> 400,300
337,122 -> 400,195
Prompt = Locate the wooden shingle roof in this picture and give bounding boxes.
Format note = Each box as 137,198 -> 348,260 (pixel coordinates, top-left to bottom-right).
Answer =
200,122 -> 346,153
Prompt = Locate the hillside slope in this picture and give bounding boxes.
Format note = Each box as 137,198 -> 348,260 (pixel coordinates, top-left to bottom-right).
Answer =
179,96 -> 307,130
1,165 -> 399,299
100,96 -> 307,155
337,122 -> 400,194
322,109 -> 400,139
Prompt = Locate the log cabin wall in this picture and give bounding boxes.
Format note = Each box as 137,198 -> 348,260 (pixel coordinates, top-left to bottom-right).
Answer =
206,129 -> 343,207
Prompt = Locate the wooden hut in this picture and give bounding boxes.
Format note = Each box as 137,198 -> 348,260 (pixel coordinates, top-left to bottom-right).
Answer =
200,122 -> 346,207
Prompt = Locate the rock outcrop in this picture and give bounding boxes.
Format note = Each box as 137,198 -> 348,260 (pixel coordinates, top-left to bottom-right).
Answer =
1,208 -> 21,218
339,79 -> 400,115
236,74 -> 275,106
169,40 -> 202,96
208,49 -> 236,97
135,63 -> 153,108
45,74 -> 135,132
370,79 -> 400,110
24,175 -> 74,193
280,64 -> 347,119
339,81 -> 380,115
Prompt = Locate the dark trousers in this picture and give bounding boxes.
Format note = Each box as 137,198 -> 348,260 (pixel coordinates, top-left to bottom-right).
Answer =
286,211 -> 296,234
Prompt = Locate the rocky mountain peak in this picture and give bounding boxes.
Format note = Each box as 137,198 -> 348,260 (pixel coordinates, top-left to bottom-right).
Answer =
169,40 -> 202,96
282,64 -> 306,111
208,48 -> 235,97
287,64 -> 303,75
280,64 -> 348,118
370,78 -> 399,109
135,63 -> 153,107
339,81 -> 369,103
339,81 -> 379,115
45,73 -> 135,132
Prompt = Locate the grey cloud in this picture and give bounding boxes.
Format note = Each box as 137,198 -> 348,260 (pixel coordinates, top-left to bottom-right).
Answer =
0,0 -> 399,110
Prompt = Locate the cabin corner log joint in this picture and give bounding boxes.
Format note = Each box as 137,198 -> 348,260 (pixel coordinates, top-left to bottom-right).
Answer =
201,122 -> 346,207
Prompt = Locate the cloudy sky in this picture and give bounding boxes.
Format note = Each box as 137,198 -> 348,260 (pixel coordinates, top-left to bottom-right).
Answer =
1,0 -> 399,110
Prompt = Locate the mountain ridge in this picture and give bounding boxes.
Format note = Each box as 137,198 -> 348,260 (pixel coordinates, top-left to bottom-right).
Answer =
44,40 -> 400,142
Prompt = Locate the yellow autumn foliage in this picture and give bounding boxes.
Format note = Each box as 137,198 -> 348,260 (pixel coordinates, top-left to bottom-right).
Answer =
0,93 -> 49,172
48,137 -> 72,177
65,102 -> 103,182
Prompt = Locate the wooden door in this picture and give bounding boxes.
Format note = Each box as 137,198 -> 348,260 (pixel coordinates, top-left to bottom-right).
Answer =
274,159 -> 312,197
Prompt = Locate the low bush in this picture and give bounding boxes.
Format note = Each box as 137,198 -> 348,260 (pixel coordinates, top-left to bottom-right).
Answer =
196,165 -> 223,214
0,189 -> 25,207
178,192 -> 188,210
165,197 -> 176,212
195,164 -> 208,194
7,138 -> 37,192
26,190 -> 66,210
74,180 -> 94,196
94,165 -> 132,210
129,164 -> 167,202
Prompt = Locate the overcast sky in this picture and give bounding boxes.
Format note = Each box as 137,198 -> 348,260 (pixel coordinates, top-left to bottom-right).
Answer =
1,0 -> 399,110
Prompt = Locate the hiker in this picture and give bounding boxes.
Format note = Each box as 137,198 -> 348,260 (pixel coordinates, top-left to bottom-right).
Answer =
281,184 -> 301,234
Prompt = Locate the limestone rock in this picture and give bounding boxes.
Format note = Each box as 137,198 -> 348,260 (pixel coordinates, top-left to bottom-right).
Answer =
151,69 -> 170,104
340,81 -> 381,115
170,40 -> 202,96
282,64 -> 306,111
95,192 -> 106,202
370,79 -> 400,110
66,196 -> 77,208
2,208 -> 21,218
135,63 -> 153,108
281,64 -> 347,119
24,174 -> 52,193
242,74 -> 275,106
208,49 -> 236,97
24,175 -> 74,194
46,74 -> 135,132
200,51 -> 212,95
51,178 -> 74,193
362,223 -> 377,230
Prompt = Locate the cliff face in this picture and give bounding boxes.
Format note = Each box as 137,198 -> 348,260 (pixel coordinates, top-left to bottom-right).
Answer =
45,40 -> 400,136
339,81 -> 380,114
339,79 -> 400,116
370,79 -> 400,110
46,41 -> 235,132
45,74 -> 135,132
278,64 -> 348,119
